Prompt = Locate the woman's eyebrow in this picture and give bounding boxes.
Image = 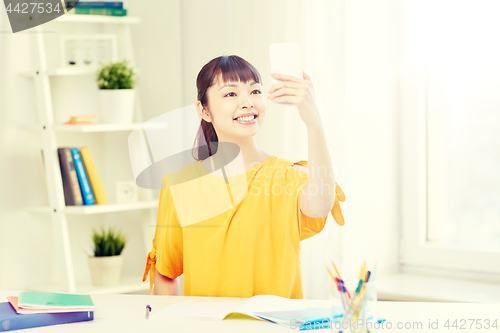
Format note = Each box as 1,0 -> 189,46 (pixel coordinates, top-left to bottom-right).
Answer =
218,81 -> 259,91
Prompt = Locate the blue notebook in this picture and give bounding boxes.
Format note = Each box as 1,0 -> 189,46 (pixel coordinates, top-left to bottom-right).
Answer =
71,147 -> 96,205
0,302 -> 93,331
255,306 -> 344,330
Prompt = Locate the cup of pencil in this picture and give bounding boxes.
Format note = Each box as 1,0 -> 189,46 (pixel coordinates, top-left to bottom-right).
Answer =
327,261 -> 377,333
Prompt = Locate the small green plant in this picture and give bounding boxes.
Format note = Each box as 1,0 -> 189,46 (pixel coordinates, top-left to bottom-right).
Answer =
91,227 -> 127,257
96,60 -> 136,89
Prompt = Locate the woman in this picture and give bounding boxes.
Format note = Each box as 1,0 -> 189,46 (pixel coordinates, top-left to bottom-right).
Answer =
143,55 -> 345,298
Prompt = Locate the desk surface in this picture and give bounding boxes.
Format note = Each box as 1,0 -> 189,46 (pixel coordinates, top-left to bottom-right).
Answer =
1,291 -> 499,332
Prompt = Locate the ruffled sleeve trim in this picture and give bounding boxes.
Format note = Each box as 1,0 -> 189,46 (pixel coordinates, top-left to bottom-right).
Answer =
143,248 -> 156,295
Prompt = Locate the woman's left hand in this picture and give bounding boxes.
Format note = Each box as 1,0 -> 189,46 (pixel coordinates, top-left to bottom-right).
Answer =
267,71 -> 322,128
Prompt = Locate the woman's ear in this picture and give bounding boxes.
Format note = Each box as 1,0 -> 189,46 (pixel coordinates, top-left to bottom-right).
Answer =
196,100 -> 212,123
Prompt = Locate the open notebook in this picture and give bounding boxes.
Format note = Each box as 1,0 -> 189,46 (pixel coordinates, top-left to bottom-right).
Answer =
151,295 -> 343,329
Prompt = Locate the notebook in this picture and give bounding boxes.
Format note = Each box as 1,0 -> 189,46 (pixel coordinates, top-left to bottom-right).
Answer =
7,297 -> 92,315
151,294 -> 343,330
16,292 -> 94,311
0,302 -> 93,331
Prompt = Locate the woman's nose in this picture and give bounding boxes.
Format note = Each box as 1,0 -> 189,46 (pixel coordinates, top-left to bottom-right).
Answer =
240,95 -> 254,109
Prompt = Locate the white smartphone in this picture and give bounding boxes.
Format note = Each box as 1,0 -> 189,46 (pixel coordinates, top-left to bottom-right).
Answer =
269,42 -> 303,85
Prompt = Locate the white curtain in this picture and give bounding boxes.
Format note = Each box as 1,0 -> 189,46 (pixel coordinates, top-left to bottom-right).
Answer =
252,0 -> 347,299
176,0 -> 399,299
178,0 -> 347,299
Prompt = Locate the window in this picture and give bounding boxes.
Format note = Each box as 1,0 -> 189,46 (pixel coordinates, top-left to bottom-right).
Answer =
400,0 -> 500,276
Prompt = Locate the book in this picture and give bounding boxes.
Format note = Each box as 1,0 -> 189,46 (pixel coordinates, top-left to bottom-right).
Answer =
256,307 -> 343,330
79,147 -> 108,204
58,148 -> 83,206
17,292 -> 94,311
0,302 -> 93,331
71,148 -> 96,205
66,1 -> 124,9
150,294 -> 343,330
74,7 -> 127,16
64,114 -> 98,125
7,297 -> 93,315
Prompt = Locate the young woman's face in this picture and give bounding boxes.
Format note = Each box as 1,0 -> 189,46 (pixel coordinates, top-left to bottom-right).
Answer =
203,74 -> 266,141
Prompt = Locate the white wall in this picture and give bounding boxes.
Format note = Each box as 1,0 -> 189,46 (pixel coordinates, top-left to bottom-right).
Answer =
0,0 -> 400,296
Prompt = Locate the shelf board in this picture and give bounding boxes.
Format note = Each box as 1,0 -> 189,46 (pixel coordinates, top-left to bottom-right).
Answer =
29,275 -> 149,294
21,67 -> 139,77
21,68 -> 95,77
53,14 -> 140,24
22,123 -> 143,132
28,200 -> 158,215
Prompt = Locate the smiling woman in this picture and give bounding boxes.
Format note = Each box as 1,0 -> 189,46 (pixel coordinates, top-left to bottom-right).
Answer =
143,55 -> 346,298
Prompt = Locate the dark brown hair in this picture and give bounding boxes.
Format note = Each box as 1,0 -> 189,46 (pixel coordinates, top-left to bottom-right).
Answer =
192,55 -> 262,161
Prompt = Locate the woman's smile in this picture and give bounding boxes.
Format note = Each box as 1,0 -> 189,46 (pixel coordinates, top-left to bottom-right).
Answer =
233,112 -> 258,125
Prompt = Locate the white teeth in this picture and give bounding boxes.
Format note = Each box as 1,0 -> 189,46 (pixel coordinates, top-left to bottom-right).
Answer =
235,115 -> 255,122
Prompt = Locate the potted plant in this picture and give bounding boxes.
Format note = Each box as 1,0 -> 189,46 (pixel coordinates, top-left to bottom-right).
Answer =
88,226 -> 127,286
96,60 -> 137,124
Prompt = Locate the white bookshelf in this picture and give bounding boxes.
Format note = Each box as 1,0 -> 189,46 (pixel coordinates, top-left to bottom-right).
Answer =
23,123 -> 144,132
55,14 -> 140,24
28,200 -> 158,215
21,67 -> 140,77
23,16 -> 154,294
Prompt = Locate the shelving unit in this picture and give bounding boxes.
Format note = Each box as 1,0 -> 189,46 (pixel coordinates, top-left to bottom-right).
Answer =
27,200 -> 158,215
23,15 -> 154,293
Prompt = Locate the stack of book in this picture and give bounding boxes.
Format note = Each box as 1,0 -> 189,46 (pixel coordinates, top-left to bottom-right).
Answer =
58,147 -> 108,206
65,1 -> 127,17
64,114 -> 98,125
0,291 -> 94,331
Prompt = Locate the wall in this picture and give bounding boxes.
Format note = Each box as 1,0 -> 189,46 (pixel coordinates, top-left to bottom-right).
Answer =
0,0 -> 400,296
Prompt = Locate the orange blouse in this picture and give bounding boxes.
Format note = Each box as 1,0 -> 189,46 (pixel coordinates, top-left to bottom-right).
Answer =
143,155 -> 345,298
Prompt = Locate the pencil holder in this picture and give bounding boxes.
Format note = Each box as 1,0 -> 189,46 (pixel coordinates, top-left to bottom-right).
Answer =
337,281 -> 377,333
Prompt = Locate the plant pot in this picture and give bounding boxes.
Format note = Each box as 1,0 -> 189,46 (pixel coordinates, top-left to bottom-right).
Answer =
88,255 -> 123,286
97,89 -> 135,124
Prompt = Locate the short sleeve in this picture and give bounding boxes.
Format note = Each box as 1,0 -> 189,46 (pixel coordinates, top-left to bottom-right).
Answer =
142,175 -> 183,295
290,161 -> 346,241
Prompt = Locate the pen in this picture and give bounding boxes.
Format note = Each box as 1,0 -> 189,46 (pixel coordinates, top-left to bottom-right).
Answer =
145,305 -> 152,319
334,278 -> 346,311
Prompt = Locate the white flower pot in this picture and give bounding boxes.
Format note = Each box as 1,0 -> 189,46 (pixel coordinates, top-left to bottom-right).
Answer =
97,89 -> 135,124
88,255 -> 123,286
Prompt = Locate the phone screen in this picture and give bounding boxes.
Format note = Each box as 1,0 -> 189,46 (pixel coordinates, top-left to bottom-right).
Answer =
269,43 -> 303,85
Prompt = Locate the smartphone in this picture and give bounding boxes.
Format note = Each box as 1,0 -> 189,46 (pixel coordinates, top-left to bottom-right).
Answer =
269,42 -> 303,85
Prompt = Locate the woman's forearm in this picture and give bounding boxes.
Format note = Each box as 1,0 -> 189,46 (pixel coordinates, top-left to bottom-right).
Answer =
303,121 -> 336,217
153,267 -> 178,295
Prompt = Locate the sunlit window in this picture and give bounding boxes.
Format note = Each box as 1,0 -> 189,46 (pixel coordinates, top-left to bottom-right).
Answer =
425,1 -> 500,252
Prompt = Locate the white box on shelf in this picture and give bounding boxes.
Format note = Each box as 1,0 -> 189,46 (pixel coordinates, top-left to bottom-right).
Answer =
59,34 -> 118,71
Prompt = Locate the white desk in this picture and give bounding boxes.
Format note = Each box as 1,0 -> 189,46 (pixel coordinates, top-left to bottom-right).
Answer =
1,291 -> 499,332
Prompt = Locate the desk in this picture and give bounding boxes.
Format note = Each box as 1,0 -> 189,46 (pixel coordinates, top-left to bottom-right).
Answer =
1,291 -> 499,332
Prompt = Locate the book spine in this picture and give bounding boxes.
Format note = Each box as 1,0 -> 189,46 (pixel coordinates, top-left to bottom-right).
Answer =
74,7 -> 127,16
58,148 -> 83,206
71,148 -> 96,205
79,147 -> 108,204
67,1 -> 123,9
0,311 -> 93,331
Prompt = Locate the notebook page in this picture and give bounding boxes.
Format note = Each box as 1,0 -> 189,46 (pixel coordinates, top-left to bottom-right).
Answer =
150,302 -> 241,320
234,295 -> 308,317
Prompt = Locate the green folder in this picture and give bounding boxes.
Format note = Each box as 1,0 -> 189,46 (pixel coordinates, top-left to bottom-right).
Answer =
18,292 -> 94,310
